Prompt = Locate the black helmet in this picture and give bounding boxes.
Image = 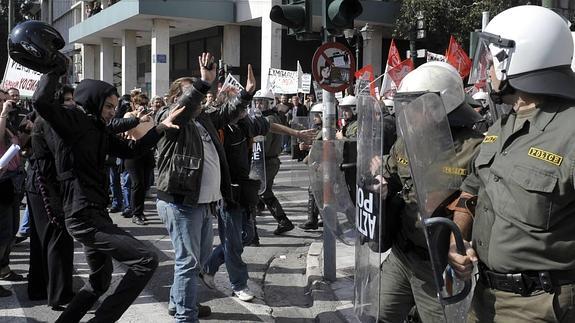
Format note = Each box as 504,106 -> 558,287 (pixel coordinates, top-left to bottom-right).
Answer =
8,20 -> 66,73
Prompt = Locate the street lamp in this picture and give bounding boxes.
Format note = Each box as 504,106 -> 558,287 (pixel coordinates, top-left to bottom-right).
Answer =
344,27 -> 361,72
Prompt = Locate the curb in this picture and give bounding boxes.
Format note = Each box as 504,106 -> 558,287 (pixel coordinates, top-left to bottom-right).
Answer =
305,241 -> 355,323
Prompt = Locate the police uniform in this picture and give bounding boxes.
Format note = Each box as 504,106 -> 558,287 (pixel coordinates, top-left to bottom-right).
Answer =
461,101 -> 575,322
379,127 -> 483,322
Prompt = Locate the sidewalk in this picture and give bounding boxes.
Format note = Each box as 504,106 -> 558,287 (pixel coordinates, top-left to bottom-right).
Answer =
305,240 -> 359,323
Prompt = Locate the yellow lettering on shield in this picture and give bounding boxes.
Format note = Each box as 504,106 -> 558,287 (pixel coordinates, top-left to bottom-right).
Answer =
442,166 -> 468,176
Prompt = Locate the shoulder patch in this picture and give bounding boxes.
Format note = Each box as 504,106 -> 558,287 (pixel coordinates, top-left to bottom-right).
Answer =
483,135 -> 498,143
528,147 -> 563,166
396,156 -> 409,166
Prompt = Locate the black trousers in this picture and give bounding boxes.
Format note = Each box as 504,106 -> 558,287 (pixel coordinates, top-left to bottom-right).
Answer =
56,208 -> 158,323
260,157 -> 289,224
26,190 -> 74,306
124,151 -> 155,218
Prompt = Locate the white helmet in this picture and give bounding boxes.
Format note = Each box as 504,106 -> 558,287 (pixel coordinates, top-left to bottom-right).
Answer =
397,61 -> 464,114
382,99 -> 394,107
339,95 -> 357,114
310,102 -> 323,113
253,88 -> 274,100
472,90 -> 489,102
469,5 -> 575,100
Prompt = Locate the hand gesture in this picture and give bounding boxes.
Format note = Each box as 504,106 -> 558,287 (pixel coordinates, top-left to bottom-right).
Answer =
199,53 -> 216,84
335,129 -> 344,140
447,240 -> 477,280
369,155 -> 382,175
297,129 -> 316,144
160,105 -> 186,130
2,100 -> 15,116
245,64 -> 256,94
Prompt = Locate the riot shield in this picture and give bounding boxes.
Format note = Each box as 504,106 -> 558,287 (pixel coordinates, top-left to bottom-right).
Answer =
291,116 -> 310,161
394,92 -> 473,323
307,139 -> 356,245
353,95 -> 385,322
249,135 -> 266,195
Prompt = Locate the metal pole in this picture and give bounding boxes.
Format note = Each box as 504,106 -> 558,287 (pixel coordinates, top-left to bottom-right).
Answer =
321,0 -> 336,282
481,11 -> 489,31
8,0 -> 15,31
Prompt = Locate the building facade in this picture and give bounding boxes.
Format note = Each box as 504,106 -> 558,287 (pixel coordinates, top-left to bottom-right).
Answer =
45,0 -> 400,97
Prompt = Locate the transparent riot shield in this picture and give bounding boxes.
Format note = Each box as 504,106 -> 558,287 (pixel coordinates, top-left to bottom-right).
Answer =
353,95 -> 384,322
249,135 -> 266,195
307,139 -> 356,245
248,106 -> 266,195
394,92 -> 473,323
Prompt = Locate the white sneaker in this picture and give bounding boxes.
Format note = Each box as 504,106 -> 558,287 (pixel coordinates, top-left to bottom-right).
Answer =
200,273 -> 215,289
234,288 -> 254,302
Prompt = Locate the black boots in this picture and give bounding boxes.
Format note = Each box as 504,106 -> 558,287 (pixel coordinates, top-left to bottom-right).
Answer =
262,197 -> 294,235
299,188 -> 319,230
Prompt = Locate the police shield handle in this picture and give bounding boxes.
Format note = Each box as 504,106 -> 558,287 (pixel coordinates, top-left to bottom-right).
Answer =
424,217 -> 473,304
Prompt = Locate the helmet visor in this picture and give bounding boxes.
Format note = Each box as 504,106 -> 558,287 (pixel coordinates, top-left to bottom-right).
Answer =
468,32 -> 515,85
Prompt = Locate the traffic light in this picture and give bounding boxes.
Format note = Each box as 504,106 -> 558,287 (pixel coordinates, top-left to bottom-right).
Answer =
270,0 -> 312,37
325,0 -> 363,36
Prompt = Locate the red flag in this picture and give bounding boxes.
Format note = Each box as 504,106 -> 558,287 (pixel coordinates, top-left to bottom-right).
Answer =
355,64 -> 376,96
446,36 -> 472,78
381,39 -> 402,98
387,58 -> 414,87
387,39 -> 402,67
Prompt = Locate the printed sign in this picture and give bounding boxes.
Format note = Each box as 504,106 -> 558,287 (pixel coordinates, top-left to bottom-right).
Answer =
153,54 -> 167,64
356,186 -> 377,239
311,42 -> 355,93
216,74 -> 244,104
267,68 -> 299,94
1,58 -> 42,97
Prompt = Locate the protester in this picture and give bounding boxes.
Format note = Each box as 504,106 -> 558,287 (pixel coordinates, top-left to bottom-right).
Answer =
33,59 -> 183,322
202,64 -> 263,303
123,93 -> 155,225
0,94 -> 26,294
155,52 -> 229,322
26,89 -> 75,311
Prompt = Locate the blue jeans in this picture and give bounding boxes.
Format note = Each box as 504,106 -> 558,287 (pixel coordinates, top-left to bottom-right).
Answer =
205,205 -> 248,292
109,165 -> 122,209
120,170 -> 131,211
241,206 -> 255,245
18,206 -> 30,235
157,200 -> 215,323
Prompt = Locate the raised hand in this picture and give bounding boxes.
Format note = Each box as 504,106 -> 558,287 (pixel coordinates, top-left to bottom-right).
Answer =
198,53 -> 217,84
245,64 -> 256,94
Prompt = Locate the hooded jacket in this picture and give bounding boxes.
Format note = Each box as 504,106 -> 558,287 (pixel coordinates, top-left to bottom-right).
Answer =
33,72 -> 161,216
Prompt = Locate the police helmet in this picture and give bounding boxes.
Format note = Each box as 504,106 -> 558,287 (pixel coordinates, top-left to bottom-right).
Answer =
469,5 -> 575,100
310,102 -> 323,114
398,62 -> 481,127
339,95 -> 357,114
8,20 -> 67,73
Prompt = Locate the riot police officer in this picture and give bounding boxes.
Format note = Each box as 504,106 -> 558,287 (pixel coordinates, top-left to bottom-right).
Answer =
449,6 -> 575,322
377,62 -> 484,322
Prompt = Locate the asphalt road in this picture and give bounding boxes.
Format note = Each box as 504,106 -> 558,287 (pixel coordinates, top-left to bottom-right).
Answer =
0,155 -> 338,323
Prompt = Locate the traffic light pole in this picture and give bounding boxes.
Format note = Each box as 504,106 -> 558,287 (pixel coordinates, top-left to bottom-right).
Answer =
8,0 -> 15,31
321,0 -> 337,282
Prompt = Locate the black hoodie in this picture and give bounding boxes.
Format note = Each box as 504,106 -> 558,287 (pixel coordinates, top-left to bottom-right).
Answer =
33,72 -> 161,216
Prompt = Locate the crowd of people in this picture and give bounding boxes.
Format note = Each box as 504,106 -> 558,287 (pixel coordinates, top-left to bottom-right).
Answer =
2,4 -> 575,323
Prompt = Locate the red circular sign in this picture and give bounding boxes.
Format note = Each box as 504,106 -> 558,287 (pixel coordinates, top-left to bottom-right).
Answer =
311,42 -> 356,93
